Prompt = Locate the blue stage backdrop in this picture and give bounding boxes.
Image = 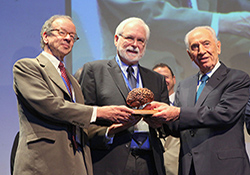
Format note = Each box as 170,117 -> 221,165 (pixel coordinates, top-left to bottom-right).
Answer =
0,1 -> 68,174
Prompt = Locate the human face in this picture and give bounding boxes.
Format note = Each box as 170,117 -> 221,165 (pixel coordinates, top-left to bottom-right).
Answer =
187,28 -> 221,74
43,18 -> 77,61
114,22 -> 147,65
153,66 -> 176,95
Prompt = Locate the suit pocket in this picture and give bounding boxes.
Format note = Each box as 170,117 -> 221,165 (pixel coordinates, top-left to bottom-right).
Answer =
26,131 -> 56,144
217,149 -> 245,160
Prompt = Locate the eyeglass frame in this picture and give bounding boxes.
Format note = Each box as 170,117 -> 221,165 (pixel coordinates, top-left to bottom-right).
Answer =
119,34 -> 146,46
49,28 -> 79,42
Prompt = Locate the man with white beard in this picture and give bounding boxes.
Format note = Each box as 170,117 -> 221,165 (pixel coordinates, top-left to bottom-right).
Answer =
79,17 -> 174,175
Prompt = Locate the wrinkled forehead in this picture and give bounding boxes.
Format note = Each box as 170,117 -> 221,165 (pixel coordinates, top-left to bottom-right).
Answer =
52,18 -> 76,32
189,28 -> 213,42
123,23 -> 146,36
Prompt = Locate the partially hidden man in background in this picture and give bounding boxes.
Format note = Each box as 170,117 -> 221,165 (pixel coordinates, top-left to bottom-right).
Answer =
153,63 -> 180,175
145,26 -> 250,175
12,15 -> 133,175
79,17 -> 176,175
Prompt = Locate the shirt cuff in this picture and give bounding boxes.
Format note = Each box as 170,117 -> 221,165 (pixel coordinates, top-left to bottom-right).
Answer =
90,106 -> 97,123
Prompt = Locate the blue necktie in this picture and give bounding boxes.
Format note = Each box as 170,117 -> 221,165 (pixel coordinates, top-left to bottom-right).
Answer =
196,74 -> 209,102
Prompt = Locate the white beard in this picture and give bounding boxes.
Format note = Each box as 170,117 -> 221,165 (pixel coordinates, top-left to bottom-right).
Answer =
119,46 -> 145,63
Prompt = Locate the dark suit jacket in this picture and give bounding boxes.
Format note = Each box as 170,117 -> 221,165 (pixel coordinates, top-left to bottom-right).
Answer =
173,62 -> 250,175
79,58 -> 169,175
13,53 -> 94,175
244,88 -> 250,135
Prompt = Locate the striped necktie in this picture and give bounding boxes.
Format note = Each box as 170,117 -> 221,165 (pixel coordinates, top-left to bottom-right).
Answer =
58,62 -> 72,97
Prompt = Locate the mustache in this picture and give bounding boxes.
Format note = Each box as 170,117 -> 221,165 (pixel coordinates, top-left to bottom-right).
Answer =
126,46 -> 139,53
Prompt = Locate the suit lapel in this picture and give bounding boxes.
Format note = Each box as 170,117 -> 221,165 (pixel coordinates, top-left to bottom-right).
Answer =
37,53 -> 71,98
188,74 -> 199,106
107,59 -> 129,101
139,66 -> 159,92
139,66 -> 150,88
67,70 -> 84,103
195,63 -> 228,106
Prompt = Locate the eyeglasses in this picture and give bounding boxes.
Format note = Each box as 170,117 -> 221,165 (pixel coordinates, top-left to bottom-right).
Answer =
119,34 -> 146,46
50,28 -> 79,42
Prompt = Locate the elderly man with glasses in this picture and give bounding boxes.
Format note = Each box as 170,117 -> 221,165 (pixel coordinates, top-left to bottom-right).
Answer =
79,17 -> 175,175
12,15 -> 133,175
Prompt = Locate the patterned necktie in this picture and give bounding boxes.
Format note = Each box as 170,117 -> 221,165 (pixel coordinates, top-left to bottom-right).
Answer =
196,74 -> 209,102
58,62 -> 77,149
58,62 -> 72,97
127,66 -> 137,90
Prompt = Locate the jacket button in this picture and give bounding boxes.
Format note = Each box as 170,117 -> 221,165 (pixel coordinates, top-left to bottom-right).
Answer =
190,130 -> 195,137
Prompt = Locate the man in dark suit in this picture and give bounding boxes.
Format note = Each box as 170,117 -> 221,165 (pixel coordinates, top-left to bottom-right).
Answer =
12,15 -> 133,175
79,17 -> 173,175
145,26 -> 250,175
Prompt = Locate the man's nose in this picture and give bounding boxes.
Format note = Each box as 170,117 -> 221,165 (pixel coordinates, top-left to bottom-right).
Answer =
198,44 -> 206,54
64,33 -> 73,42
131,39 -> 139,46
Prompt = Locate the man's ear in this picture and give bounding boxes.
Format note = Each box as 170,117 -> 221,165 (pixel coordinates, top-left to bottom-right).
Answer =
173,76 -> 176,85
217,40 -> 221,55
43,32 -> 49,44
114,35 -> 119,47
187,49 -> 194,61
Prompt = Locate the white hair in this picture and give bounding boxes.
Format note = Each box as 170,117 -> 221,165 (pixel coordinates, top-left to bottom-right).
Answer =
115,17 -> 150,40
184,26 -> 218,49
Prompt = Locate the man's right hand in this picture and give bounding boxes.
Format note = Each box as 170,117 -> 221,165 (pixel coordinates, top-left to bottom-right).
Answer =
144,101 -> 180,122
96,105 -> 134,123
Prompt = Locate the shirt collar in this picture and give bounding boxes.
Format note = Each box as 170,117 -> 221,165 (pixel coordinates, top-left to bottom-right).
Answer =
169,92 -> 175,105
116,55 -> 138,78
41,51 -> 65,74
198,61 -> 221,80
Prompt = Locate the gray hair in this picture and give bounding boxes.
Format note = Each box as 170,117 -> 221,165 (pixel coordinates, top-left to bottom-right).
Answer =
40,15 -> 73,49
115,17 -> 150,41
184,26 -> 218,49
